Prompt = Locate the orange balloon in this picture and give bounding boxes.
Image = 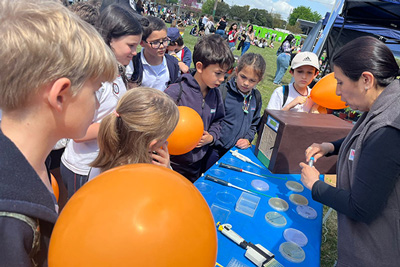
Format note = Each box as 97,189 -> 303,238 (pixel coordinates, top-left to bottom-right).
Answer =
50,174 -> 59,202
167,106 -> 204,155
310,72 -> 348,110
48,164 -> 217,267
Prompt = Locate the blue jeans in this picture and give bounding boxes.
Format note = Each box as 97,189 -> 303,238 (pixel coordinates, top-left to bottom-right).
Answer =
228,42 -> 236,51
216,29 -> 225,37
274,53 -> 291,84
60,162 -> 88,199
241,41 -> 251,56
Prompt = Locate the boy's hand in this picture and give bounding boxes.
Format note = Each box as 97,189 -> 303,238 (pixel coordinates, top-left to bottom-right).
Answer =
151,142 -> 170,168
235,139 -> 251,149
196,131 -> 213,148
283,96 -> 307,111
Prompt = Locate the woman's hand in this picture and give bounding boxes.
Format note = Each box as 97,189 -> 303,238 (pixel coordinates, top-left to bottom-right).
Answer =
196,131 -> 213,148
305,142 -> 335,162
151,142 -> 170,168
299,162 -> 320,190
235,138 -> 251,149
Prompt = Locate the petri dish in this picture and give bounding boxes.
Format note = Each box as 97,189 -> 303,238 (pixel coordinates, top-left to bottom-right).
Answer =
279,242 -> 306,263
228,176 -> 247,188
283,228 -> 308,247
216,191 -> 236,204
265,211 -> 287,227
208,169 -> 226,178
296,205 -> 317,220
195,182 -> 212,193
223,157 -> 241,166
286,181 -> 304,192
289,194 -> 309,206
251,179 -> 269,191
268,197 -> 289,212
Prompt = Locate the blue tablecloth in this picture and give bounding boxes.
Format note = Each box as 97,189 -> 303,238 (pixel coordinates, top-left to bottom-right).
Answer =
194,147 -> 323,267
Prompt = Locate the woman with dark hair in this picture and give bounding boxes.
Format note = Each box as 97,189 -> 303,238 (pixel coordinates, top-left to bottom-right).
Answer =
300,36 -> 400,267
241,24 -> 254,56
273,33 -> 294,85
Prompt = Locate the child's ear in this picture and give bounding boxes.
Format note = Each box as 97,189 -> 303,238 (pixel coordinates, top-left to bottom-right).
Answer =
314,70 -> 320,78
289,69 -> 294,75
195,62 -> 204,73
48,78 -> 71,112
149,139 -> 158,151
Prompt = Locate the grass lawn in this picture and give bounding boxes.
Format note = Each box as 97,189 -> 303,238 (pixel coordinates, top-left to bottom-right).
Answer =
180,26 -> 338,267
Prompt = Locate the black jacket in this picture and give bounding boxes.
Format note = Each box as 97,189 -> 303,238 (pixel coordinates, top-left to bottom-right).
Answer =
0,130 -> 58,266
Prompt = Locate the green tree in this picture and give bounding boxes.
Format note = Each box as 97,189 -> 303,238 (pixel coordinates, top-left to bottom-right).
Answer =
201,0 -> 229,17
246,9 -> 271,27
228,5 -> 250,21
272,13 -> 285,29
286,22 -> 303,34
288,6 -> 322,25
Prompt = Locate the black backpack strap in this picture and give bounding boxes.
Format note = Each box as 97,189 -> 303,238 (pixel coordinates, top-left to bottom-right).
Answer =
254,88 -> 262,111
282,84 -> 289,107
176,81 -> 184,105
218,82 -> 228,102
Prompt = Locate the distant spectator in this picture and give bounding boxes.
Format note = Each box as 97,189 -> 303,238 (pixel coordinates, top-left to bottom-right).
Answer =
216,16 -> 227,37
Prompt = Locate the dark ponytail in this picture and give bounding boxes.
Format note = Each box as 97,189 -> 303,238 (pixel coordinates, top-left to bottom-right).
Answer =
332,36 -> 399,87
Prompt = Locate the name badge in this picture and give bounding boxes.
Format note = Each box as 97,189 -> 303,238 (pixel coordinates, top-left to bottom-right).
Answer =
210,108 -> 216,114
251,107 -> 256,111
349,149 -> 355,161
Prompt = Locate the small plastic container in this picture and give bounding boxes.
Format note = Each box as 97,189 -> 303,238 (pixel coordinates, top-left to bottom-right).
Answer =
208,169 -> 227,178
195,182 -> 212,193
279,242 -> 306,263
285,181 -> 304,192
283,228 -> 308,247
216,191 -> 237,204
228,176 -> 247,188
251,179 -> 269,191
268,197 -> 289,212
210,204 -> 231,224
235,192 -> 260,217
289,194 -> 309,206
265,211 -> 287,227
296,205 -> 318,220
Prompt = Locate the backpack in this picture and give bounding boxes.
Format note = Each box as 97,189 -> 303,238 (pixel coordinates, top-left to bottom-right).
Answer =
276,45 -> 284,56
209,23 -> 216,33
281,84 -> 289,107
0,212 -> 40,266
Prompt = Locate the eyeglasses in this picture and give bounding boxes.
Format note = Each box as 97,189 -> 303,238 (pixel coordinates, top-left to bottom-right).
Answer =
144,38 -> 170,49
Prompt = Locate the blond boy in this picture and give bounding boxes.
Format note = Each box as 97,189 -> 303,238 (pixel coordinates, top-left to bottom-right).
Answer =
0,0 -> 117,265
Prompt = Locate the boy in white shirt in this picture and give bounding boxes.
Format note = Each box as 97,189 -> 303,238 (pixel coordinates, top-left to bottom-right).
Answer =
267,52 -> 319,112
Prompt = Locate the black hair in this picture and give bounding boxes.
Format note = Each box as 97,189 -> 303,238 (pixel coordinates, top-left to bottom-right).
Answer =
68,2 -> 99,26
228,23 -> 237,31
332,36 -> 399,87
142,16 -> 167,41
193,34 -> 234,69
248,25 -> 254,33
277,34 -> 294,51
170,36 -> 184,47
237,53 -> 266,81
96,4 -> 144,46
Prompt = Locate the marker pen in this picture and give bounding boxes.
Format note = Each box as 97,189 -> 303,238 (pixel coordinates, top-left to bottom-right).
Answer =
308,157 -> 315,167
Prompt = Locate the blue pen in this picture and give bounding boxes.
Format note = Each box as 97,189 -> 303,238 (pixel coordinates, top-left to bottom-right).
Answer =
308,156 -> 315,167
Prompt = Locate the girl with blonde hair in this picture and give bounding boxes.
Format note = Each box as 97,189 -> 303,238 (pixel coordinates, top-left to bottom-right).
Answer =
89,87 -> 179,180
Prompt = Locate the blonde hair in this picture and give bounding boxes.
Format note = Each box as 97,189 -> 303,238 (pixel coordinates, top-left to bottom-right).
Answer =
92,87 -> 179,172
0,0 -> 117,111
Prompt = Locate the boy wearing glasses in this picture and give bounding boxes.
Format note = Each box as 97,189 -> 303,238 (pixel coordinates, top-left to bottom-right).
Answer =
165,35 -> 234,182
129,16 -> 179,91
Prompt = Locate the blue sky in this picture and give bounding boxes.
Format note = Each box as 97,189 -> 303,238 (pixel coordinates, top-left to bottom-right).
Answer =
226,0 -> 336,20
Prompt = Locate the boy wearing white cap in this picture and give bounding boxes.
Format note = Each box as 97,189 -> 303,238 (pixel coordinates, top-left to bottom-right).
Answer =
267,52 -> 320,112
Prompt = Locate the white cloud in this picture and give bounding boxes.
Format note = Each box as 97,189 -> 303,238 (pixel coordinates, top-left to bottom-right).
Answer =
229,0 -> 295,20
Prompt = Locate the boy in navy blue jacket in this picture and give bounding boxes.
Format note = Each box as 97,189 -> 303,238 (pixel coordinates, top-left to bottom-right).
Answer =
165,34 -> 234,182
0,1 -> 117,265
